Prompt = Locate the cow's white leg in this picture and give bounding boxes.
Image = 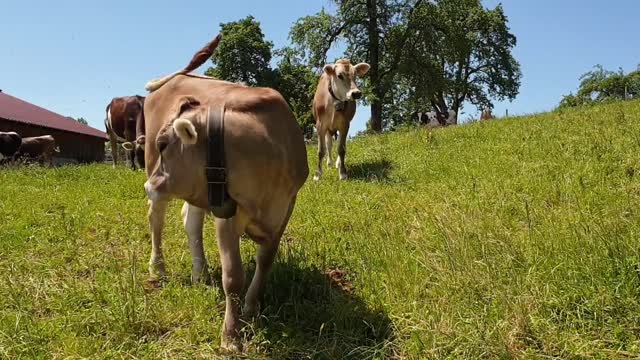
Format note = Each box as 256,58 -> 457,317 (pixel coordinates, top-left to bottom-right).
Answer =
148,199 -> 168,279
337,129 -> 349,180
109,134 -> 118,168
313,128 -> 327,181
216,217 -> 244,352
181,202 -> 211,285
325,132 -> 334,167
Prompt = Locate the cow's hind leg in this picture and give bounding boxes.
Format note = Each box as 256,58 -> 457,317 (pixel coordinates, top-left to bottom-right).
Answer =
243,197 -> 296,318
148,199 -> 168,280
216,217 -> 245,352
313,128 -> 327,181
181,202 -> 211,285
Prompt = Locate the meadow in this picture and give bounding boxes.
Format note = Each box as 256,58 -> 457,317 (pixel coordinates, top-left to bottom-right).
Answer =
2,100 -> 640,359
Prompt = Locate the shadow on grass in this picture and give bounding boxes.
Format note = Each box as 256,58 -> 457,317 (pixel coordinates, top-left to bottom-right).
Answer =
348,159 -> 393,182
246,258 -> 396,359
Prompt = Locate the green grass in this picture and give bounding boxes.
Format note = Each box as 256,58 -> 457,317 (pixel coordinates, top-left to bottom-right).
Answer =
2,100 -> 640,359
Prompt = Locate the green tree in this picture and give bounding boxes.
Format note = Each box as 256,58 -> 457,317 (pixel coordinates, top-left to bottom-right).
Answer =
76,117 -> 88,125
396,0 -> 521,126
205,16 -> 274,86
271,48 -> 318,138
290,0 -> 520,131
559,65 -> 640,108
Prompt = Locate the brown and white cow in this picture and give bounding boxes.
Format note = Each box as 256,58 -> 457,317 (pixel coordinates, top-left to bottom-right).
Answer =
105,96 -> 145,170
312,59 -> 369,181
14,135 -> 59,166
0,132 -> 22,163
142,34 -> 308,351
480,108 -> 494,121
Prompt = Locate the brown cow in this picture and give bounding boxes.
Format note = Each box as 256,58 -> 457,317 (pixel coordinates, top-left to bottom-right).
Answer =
0,132 -> 21,163
312,59 -> 369,181
14,135 -> 59,166
480,108 -> 494,121
105,96 -> 145,170
142,34 -> 308,351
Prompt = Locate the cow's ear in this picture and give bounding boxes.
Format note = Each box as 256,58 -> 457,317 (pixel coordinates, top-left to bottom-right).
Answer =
354,63 -> 370,76
173,118 -> 198,145
173,96 -> 201,118
122,142 -> 134,150
323,64 -> 336,76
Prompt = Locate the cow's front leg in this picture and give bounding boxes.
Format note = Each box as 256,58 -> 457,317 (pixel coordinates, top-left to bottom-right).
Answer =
325,132 -> 334,167
148,199 -> 168,280
181,202 -> 211,285
314,128 -> 327,181
216,217 -> 244,352
336,129 -> 348,180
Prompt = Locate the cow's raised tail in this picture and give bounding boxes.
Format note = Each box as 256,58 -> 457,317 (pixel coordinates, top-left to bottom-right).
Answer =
145,34 -> 222,92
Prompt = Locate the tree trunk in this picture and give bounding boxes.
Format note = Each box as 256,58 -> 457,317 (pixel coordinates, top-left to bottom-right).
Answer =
366,0 -> 383,132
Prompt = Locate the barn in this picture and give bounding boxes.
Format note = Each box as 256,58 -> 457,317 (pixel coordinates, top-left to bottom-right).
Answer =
0,90 -> 106,164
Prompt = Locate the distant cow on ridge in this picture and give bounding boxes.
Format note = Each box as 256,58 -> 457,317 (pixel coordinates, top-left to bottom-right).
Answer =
312,59 -> 370,181
105,96 -> 145,170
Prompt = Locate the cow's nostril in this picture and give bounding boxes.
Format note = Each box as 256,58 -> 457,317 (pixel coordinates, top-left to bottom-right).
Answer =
352,91 -> 362,100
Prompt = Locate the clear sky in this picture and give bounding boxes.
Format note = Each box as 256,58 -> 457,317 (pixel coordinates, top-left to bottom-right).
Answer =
1,1 -> 638,134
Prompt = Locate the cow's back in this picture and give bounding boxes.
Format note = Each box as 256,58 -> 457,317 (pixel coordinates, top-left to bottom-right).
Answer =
144,75 -> 309,192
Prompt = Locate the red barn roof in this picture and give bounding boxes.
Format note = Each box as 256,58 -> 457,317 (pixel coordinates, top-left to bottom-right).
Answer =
0,91 -> 106,139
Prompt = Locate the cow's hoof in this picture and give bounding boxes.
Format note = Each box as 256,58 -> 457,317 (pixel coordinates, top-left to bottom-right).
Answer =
339,173 -> 348,181
149,260 -> 167,280
313,173 -> 322,181
242,301 -> 259,319
192,268 -> 212,286
221,331 -> 243,353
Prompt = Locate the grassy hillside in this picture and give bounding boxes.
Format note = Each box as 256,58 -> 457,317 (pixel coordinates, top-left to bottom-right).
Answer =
2,100 -> 640,359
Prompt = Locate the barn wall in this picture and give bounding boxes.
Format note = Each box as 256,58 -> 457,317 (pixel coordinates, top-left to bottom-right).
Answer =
0,119 -> 106,163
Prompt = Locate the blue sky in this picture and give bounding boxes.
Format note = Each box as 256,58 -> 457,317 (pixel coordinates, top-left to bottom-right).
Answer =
0,1 -> 638,134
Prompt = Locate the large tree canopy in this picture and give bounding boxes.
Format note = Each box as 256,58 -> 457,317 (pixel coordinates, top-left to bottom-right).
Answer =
290,0 -> 521,131
400,0 -> 521,126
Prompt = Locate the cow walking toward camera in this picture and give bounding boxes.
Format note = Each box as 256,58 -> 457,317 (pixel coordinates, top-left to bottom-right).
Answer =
142,34 -> 308,352
312,59 -> 369,181
105,96 -> 145,170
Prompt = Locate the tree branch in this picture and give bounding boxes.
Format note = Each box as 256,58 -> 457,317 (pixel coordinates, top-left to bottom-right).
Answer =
379,0 -> 424,82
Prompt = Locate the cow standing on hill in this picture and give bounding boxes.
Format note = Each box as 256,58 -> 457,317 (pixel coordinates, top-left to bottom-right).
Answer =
0,132 -> 22,164
13,135 -> 59,166
105,96 -> 145,170
312,59 -> 370,181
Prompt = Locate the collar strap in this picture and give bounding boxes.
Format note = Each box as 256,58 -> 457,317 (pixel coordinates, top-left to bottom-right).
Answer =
206,105 -> 237,218
328,79 -> 348,111
328,79 -> 341,102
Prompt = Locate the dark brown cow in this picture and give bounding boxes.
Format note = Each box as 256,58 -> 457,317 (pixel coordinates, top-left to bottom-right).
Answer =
0,132 -> 22,163
105,96 -> 145,170
14,135 -> 59,166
